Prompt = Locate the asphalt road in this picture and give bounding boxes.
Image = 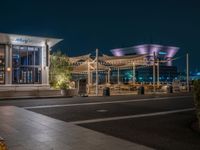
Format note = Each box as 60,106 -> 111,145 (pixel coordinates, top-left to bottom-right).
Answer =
0,93 -> 199,150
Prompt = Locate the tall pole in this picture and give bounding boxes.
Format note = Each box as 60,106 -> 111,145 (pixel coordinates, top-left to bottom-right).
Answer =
87,61 -> 90,85
108,68 -> 110,84
96,48 -> 99,96
132,62 -> 136,85
117,67 -> 120,84
87,61 -> 90,94
186,53 -> 189,92
157,59 -> 160,87
153,52 -> 156,93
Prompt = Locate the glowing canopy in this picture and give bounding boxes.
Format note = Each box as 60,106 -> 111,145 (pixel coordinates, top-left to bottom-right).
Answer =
0,33 -> 62,48
111,44 -> 179,58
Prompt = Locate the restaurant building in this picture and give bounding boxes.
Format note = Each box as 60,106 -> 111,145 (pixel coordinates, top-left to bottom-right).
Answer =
0,33 -> 62,90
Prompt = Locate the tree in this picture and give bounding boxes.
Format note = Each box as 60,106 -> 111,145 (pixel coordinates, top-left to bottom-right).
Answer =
49,51 -> 72,89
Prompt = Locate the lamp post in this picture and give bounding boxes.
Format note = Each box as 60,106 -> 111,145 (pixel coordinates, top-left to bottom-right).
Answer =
87,60 -> 90,94
96,48 -> 99,96
157,59 -> 160,87
153,52 -> 156,93
186,53 -> 189,92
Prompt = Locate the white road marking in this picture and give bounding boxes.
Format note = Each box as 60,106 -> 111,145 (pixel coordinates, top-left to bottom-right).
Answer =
23,96 -> 192,109
70,108 -> 195,124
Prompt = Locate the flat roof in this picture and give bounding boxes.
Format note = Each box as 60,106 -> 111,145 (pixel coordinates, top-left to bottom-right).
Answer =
0,33 -> 63,48
110,44 -> 179,58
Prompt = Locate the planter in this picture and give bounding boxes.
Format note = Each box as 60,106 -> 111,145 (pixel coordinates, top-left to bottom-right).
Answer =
60,89 -> 77,97
193,80 -> 200,130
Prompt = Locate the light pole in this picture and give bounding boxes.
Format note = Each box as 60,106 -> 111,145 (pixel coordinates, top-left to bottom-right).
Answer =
157,59 -> 160,87
153,52 -> 156,93
186,53 -> 189,92
96,48 -> 99,96
87,60 -> 90,94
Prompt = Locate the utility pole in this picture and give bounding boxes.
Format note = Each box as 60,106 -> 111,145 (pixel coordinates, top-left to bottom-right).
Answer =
186,53 -> 189,92
153,52 -> 156,93
96,48 -> 99,96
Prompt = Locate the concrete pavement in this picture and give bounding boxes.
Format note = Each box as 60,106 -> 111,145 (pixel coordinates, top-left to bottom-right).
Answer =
0,106 -> 153,150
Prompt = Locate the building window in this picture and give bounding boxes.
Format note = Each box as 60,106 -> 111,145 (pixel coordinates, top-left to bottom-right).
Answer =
12,45 -> 42,84
0,45 -> 5,84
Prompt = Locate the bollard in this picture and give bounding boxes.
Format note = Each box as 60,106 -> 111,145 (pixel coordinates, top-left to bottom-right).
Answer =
0,137 -> 8,150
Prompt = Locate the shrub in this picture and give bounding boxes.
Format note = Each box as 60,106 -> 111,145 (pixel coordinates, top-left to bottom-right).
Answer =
49,51 -> 72,89
193,80 -> 200,129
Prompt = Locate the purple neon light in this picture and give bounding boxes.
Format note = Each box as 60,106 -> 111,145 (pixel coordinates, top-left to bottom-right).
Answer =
111,48 -> 124,56
110,44 -> 179,64
149,44 -> 162,55
166,46 -> 179,58
134,45 -> 148,54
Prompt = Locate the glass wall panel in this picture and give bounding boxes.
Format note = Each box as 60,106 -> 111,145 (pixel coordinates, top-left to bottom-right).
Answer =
12,45 -> 42,84
0,45 -> 5,84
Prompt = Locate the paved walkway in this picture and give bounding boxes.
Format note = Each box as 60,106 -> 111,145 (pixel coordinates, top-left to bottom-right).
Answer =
0,106 -> 154,150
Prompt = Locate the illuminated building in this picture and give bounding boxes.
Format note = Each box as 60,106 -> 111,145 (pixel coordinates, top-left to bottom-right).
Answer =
0,33 -> 62,89
110,44 -> 179,82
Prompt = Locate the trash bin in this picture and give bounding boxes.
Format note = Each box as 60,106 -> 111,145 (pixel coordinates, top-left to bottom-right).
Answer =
103,87 -> 110,96
167,85 -> 173,93
138,86 -> 145,95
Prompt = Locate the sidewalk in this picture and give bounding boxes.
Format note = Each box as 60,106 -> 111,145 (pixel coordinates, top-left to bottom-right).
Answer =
0,91 -> 191,101
0,106 -> 154,150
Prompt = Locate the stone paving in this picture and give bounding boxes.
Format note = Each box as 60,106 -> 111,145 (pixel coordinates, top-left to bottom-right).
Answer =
0,106 -> 154,150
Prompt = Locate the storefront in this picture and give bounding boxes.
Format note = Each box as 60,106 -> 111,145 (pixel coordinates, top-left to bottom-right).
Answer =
0,33 -> 62,90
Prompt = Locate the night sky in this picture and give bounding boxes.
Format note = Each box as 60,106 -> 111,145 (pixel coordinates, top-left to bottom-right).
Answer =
0,0 -> 200,71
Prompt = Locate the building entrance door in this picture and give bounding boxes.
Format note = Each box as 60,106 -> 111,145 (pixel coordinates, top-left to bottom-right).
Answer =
0,45 -> 5,84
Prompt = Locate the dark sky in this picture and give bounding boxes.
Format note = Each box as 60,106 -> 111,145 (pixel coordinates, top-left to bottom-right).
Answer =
0,0 -> 200,71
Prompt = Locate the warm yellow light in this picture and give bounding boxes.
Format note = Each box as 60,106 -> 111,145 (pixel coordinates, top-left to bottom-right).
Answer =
7,67 -> 11,72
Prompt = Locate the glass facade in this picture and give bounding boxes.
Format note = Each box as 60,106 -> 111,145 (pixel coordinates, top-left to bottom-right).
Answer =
0,45 -> 5,84
12,45 -> 42,84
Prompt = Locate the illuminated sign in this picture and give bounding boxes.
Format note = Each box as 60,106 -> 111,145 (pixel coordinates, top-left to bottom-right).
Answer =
15,38 -> 32,44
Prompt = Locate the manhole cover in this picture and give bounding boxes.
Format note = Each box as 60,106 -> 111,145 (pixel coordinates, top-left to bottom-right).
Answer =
96,109 -> 108,113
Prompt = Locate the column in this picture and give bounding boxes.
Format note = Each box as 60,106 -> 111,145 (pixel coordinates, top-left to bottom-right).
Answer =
5,44 -> 12,85
41,44 -> 49,85
132,62 -> 135,84
108,68 -> 110,84
117,67 -> 120,84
